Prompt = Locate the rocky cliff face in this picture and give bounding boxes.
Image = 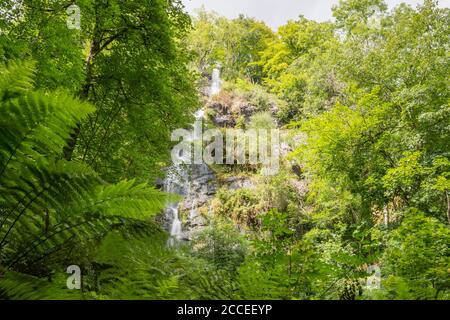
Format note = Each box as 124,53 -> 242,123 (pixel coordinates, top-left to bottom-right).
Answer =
206,92 -> 280,128
162,76 -> 289,243
179,164 -> 217,240
162,163 -> 217,242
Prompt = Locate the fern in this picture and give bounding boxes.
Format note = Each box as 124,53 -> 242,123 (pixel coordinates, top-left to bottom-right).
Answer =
93,231 -> 186,300
0,60 -> 171,298
0,91 -> 95,175
0,271 -> 86,300
0,60 -> 35,102
67,179 -> 178,220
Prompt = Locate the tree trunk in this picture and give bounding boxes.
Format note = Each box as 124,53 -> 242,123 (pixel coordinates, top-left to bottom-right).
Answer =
63,7 -> 100,160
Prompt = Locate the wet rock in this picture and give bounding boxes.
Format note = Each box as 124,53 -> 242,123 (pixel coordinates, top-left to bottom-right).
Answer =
154,177 -> 165,190
164,163 -> 217,242
209,101 -> 230,114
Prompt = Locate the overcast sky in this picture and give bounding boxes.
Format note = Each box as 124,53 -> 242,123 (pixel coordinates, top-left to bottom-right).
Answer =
181,0 -> 450,30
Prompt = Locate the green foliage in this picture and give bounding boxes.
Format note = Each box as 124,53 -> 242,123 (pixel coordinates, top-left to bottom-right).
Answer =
191,219 -> 248,273
1,0 -> 449,301
190,0 -> 450,301
211,167 -> 305,230
0,60 -> 170,298
213,187 -> 261,228
0,271 -> 84,300
380,211 -> 450,299
93,231 -> 186,299
248,112 -> 277,130
257,17 -> 337,121
332,0 -> 387,32
224,79 -> 286,113
3,0 -> 199,182
294,1 -> 450,223
188,9 -> 275,82
234,211 -> 336,300
282,0 -> 450,300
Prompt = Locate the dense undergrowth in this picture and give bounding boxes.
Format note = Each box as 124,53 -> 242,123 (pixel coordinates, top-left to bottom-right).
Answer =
0,0 -> 449,300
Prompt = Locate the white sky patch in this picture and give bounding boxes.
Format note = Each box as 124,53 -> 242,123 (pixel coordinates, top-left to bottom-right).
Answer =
181,0 -> 450,30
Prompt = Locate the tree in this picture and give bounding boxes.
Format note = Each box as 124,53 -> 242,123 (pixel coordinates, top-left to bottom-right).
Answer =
188,9 -> 274,82
2,0 -> 198,182
0,60 -> 170,298
257,17 -> 338,121
381,211 -> 450,299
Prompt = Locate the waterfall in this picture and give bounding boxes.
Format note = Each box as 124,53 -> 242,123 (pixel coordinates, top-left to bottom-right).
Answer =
169,207 -> 182,240
165,166 -> 189,246
210,67 -> 221,96
165,109 -> 206,245
194,109 -> 205,119
164,70 -> 220,245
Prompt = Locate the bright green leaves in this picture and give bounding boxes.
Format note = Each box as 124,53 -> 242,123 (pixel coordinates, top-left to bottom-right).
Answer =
380,211 -> 450,299
0,271 -> 85,300
72,0 -> 199,181
0,60 -> 95,179
280,0 -> 450,300
382,151 -> 427,199
433,158 -> 450,193
257,17 -> 337,120
0,61 -> 170,279
0,0 -> 200,299
2,0 -> 199,182
382,152 -> 450,221
8,1 -> 86,92
192,219 -> 248,274
186,0 -> 450,300
332,0 -> 387,34
298,89 -> 392,216
254,209 -> 296,259
187,9 -> 275,82
85,180 -> 175,219
92,231 -> 184,300
0,60 -> 35,101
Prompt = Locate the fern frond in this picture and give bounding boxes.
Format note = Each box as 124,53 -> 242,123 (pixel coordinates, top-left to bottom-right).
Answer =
93,232 -> 186,299
86,180 -> 177,219
0,59 -> 173,299
0,60 -> 35,101
0,271 -> 84,300
0,91 -> 95,177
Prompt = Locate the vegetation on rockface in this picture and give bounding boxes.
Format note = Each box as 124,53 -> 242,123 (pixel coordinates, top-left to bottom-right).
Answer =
188,0 -> 450,300
0,0 -> 449,300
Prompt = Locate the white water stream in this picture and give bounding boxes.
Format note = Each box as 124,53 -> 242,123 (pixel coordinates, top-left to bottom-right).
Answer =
210,67 -> 221,96
165,68 -> 220,245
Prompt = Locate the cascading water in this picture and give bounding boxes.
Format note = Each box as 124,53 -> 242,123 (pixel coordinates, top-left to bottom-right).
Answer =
210,67 -> 221,96
164,68 -> 219,245
164,109 -> 206,245
169,207 -> 182,239
164,165 -> 189,246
